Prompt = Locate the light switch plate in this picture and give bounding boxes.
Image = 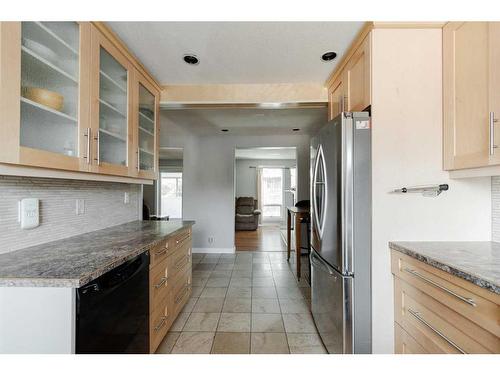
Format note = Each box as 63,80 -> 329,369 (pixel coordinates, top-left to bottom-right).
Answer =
124,192 -> 130,204
18,198 -> 39,229
76,199 -> 85,215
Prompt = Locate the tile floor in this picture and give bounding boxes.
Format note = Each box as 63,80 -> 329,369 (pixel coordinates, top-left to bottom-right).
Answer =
156,251 -> 326,354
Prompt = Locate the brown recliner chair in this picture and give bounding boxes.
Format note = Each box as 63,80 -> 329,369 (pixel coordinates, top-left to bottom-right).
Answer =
235,197 -> 261,231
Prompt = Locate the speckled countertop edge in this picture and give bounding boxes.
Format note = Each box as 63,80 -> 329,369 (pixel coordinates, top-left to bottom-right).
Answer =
0,221 -> 194,288
389,242 -> 500,295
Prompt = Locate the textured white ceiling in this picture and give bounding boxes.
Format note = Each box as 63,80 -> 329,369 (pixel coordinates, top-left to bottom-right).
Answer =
235,147 -> 296,160
162,107 -> 327,136
108,22 -> 365,84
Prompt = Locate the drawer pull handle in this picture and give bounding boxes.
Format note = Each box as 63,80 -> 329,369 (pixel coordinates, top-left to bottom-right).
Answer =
155,248 -> 168,256
407,308 -> 466,354
175,283 -> 190,304
154,316 -> 167,332
154,277 -> 167,289
404,268 -> 476,307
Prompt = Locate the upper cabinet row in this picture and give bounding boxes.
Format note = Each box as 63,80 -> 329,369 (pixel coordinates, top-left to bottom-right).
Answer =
327,32 -> 371,120
443,22 -> 500,172
0,22 -> 160,180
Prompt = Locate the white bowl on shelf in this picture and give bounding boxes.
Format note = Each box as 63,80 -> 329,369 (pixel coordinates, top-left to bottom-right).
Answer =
22,38 -> 57,63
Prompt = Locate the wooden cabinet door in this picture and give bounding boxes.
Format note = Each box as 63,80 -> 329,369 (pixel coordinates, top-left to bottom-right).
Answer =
443,22 -> 490,170
131,70 -> 159,180
0,22 -> 91,172
328,72 -> 347,120
89,25 -> 133,177
346,35 -> 371,112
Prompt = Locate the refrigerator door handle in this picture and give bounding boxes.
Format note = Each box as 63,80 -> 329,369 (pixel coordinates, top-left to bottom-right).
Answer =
311,250 -> 337,277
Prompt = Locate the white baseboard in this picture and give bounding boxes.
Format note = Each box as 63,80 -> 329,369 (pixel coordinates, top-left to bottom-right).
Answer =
192,247 -> 235,254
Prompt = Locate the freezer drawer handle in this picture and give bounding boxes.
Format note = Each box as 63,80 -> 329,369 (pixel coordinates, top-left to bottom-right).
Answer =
154,316 -> 168,332
154,277 -> 167,289
407,308 -> 466,354
403,268 -> 476,307
310,252 -> 336,277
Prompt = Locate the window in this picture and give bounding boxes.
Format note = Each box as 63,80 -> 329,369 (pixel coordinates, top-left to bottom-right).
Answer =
261,168 -> 283,219
290,167 -> 297,190
160,172 -> 182,219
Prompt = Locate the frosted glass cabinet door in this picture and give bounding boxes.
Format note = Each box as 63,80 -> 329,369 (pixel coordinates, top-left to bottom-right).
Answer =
137,83 -> 156,172
18,21 -> 89,171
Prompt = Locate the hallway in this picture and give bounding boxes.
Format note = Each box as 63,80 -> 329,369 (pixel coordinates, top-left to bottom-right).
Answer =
156,251 -> 324,354
235,225 -> 286,252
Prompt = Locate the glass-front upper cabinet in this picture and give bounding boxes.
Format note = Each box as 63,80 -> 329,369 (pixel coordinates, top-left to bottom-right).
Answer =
90,26 -> 131,176
134,72 -> 158,178
16,22 -> 90,171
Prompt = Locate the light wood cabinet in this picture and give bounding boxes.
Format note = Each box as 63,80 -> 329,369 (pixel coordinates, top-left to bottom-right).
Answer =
0,21 -> 160,181
327,33 -> 371,121
443,22 -> 500,170
149,228 -> 192,353
391,250 -> 500,354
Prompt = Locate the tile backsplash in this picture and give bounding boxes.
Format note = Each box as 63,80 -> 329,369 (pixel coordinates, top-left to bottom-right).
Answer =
492,176 -> 500,242
0,176 -> 141,254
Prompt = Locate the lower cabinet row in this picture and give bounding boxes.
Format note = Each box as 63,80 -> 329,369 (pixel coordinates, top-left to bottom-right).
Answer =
391,250 -> 499,354
149,227 -> 193,353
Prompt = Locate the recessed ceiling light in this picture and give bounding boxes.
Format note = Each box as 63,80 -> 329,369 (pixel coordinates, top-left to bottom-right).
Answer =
321,51 -> 337,62
183,54 -> 199,65
221,129 -> 229,132
292,128 -> 300,132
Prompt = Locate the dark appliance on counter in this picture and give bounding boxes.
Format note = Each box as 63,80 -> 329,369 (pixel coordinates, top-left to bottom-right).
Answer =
76,252 -> 150,354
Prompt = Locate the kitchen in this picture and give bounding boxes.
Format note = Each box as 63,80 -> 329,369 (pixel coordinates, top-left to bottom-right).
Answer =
0,0 -> 499,373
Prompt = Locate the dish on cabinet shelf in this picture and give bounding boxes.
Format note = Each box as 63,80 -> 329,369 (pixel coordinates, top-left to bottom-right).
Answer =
22,38 -> 57,64
22,87 -> 64,111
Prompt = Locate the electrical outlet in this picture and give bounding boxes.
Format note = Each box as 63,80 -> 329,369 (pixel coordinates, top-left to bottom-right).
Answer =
76,199 -> 85,215
208,236 -> 215,244
124,192 -> 130,204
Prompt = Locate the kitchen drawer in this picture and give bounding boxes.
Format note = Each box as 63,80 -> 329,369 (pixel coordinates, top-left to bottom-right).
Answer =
391,250 -> 500,337
150,238 -> 171,268
172,268 -> 192,317
168,241 -> 192,281
149,256 -> 170,311
395,323 -> 427,354
171,227 -> 192,251
150,293 -> 171,353
394,278 -> 498,353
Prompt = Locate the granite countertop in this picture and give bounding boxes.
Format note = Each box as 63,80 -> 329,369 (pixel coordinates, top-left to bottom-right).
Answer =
0,220 -> 195,288
389,241 -> 500,295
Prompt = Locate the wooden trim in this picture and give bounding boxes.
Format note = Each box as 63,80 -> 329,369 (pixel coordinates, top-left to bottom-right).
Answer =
0,162 -> 153,184
91,22 -> 161,91
162,101 -> 327,110
0,22 -> 21,164
449,164 -> 500,178
325,22 -> 373,88
19,147 -> 81,171
161,83 -> 328,104
372,22 -> 446,29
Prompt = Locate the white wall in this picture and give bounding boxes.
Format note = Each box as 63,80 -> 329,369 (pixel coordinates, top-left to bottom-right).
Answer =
371,29 -> 492,354
235,158 -> 297,198
161,112 -> 310,251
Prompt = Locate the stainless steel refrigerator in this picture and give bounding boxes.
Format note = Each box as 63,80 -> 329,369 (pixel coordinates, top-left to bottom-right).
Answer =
310,111 -> 371,354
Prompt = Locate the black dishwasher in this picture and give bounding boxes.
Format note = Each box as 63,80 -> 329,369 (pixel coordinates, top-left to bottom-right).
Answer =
76,252 -> 149,354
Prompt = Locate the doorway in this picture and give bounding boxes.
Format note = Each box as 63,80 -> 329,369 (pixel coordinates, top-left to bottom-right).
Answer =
234,147 -> 297,251
157,147 -> 183,220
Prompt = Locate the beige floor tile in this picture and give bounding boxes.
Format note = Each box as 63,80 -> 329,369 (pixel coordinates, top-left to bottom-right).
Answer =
252,287 -> 277,299
183,312 -> 220,332
252,258 -> 270,264
282,313 -> 317,333
231,269 -> 252,278
169,312 -> 190,331
227,286 -> 252,298
217,313 -> 251,332
192,297 -> 225,313
276,287 -> 304,299
215,263 -> 235,270
155,332 -> 179,354
287,333 -> 327,354
251,313 -> 285,332
195,263 -> 216,271
192,277 -> 208,287
250,333 -> 289,354
206,277 -> 230,287
252,277 -> 274,287
193,270 -> 212,278
229,277 -> 252,287
223,298 -> 252,313
190,286 -> 204,297
252,298 -> 281,313
181,297 -> 198,313
252,270 -> 273,278
211,332 -> 250,354
210,270 -> 233,278
200,287 -> 227,298
252,263 -> 272,271
171,332 -> 215,354
278,298 -> 310,314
